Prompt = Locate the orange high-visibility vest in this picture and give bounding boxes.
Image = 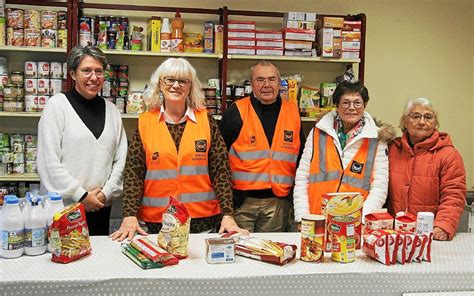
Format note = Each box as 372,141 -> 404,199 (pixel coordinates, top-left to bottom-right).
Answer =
229,97 -> 301,197
308,128 -> 379,214
137,109 -> 220,223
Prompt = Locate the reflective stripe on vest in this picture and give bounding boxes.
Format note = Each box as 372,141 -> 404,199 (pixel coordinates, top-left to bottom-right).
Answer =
145,165 -> 209,180
142,191 -> 216,207
232,171 -> 269,182
272,151 -> 298,162
341,138 -> 378,191
229,148 -> 269,160
272,174 -> 295,185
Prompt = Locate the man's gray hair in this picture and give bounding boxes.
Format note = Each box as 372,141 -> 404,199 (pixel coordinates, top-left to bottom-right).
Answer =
250,61 -> 281,80
67,45 -> 107,72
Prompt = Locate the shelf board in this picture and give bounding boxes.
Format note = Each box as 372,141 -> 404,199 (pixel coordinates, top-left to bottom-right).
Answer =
0,112 -> 41,117
228,54 -> 360,63
0,46 -> 66,53
0,173 -> 40,182
102,50 -> 222,59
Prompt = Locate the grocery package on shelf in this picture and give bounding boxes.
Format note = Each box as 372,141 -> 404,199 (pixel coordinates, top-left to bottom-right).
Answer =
101,63 -> 129,113
228,21 -> 256,55
0,133 -> 38,176
125,91 -> 145,114
317,17 -> 361,59
2,8 -> 67,48
0,182 -> 39,206
282,11 -> 317,57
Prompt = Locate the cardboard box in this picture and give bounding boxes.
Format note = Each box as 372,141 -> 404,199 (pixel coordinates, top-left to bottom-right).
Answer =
256,30 -> 283,40
228,38 -> 256,47
147,17 -> 161,52
228,30 -> 256,39
333,36 -> 342,58
285,11 -> 306,21
184,33 -> 204,53
298,85 -> 320,109
305,12 -> 317,22
284,40 -> 312,50
316,28 -> 333,57
342,50 -> 360,59
343,20 -> 362,32
323,17 -> 344,28
228,45 -> 255,55
256,47 -> 283,56
365,210 -> 394,232
256,39 -> 283,48
320,82 -> 336,107
342,31 -> 361,42
342,41 -> 360,50
284,28 -> 316,41
284,50 -> 312,57
214,25 -> 223,54
228,21 -> 256,31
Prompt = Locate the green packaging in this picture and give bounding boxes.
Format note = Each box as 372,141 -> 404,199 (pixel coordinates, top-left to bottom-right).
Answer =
121,243 -> 164,269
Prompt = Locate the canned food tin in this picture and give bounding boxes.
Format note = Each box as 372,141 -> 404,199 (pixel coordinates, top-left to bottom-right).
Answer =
7,28 -> 23,46
57,29 -> 67,48
25,79 -> 38,95
37,78 -> 49,95
3,84 -> 14,98
24,28 -> 41,47
15,85 -> 24,99
300,214 -> 325,262
0,74 -> 8,89
12,163 -> 25,174
58,11 -> 67,30
7,8 -> 24,29
16,101 -> 24,111
24,135 -> 38,148
25,160 -> 37,173
10,71 -> 24,86
50,62 -> 62,79
41,29 -> 56,47
24,9 -> 41,29
38,62 -> 50,78
40,10 -> 58,30
50,79 -> 62,95
25,61 -> 38,78
24,95 -> 38,111
37,95 -> 48,111
330,216 -> 356,263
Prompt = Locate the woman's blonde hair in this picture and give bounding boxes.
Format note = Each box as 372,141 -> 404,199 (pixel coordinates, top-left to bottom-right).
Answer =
399,97 -> 440,132
143,58 -> 206,111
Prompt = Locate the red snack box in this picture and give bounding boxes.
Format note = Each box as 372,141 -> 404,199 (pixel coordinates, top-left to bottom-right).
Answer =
395,212 -> 417,232
362,230 -> 390,265
365,210 -> 394,232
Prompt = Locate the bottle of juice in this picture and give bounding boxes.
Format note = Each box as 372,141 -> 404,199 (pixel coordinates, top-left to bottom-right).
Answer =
171,11 -> 184,52
160,17 -> 171,52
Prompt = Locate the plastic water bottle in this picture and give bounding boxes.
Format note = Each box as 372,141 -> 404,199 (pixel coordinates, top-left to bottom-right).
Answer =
1,195 -> 24,258
24,193 -> 47,256
46,193 -> 64,253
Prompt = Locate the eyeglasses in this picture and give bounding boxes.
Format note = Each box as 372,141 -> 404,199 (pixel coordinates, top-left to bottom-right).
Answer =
408,112 -> 435,122
253,76 -> 279,85
78,68 -> 104,78
339,100 -> 365,109
161,77 -> 191,87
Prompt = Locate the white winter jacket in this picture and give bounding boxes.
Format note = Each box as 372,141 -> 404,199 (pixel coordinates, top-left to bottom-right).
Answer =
293,111 -> 389,222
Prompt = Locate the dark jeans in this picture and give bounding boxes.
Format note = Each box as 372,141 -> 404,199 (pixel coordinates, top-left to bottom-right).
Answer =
85,206 -> 112,236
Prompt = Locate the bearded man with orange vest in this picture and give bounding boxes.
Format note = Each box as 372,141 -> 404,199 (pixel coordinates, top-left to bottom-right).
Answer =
219,61 -> 305,232
293,81 -> 393,227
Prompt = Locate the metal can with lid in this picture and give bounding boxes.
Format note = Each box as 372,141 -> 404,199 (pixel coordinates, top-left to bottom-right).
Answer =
50,79 -> 62,95
3,100 -> 16,111
330,216 -> 356,263
50,62 -> 62,79
41,29 -> 56,48
37,95 -> 48,111
58,11 -> 67,30
15,85 -> 24,99
40,10 -> 58,30
3,84 -> 14,99
37,78 -> 50,95
6,8 -> 24,29
57,29 -> 67,48
24,28 -> 41,47
25,61 -> 38,78
38,62 -> 50,78
24,95 -> 38,112
7,28 -> 23,46
25,78 -> 38,95
300,214 -> 326,263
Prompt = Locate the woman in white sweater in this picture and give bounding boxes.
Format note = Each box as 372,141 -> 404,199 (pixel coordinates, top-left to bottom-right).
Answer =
293,81 -> 392,224
37,46 -> 127,235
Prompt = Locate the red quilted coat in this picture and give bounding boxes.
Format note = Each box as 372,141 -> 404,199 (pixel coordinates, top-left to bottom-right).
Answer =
387,130 -> 466,240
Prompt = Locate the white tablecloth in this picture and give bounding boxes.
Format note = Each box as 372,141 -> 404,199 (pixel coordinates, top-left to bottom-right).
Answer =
1,233 -> 473,296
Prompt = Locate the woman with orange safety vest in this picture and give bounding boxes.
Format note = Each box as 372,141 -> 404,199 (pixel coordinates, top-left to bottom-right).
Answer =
111,58 -> 248,241
293,81 -> 394,226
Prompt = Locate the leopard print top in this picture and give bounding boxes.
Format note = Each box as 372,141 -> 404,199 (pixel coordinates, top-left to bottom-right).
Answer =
122,113 -> 233,233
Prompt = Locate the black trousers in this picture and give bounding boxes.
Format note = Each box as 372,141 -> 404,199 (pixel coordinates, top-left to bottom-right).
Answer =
85,206 -> 112,236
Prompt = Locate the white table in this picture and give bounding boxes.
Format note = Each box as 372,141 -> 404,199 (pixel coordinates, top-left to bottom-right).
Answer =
1,233 -> 473,296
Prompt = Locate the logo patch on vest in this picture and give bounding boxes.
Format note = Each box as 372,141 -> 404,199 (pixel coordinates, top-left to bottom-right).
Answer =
195,140 -> 207,152
249,135 -> 256,144
350,161 -> 364,174
284,130 -> 294,142
152,152 -> 159,160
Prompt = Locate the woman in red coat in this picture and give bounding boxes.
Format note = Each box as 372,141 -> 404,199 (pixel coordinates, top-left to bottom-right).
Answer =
387,98 -> 466,241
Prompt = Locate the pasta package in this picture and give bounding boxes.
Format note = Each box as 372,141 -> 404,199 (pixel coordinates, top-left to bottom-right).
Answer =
49,203 -> 91,263
157,196 -> 191,259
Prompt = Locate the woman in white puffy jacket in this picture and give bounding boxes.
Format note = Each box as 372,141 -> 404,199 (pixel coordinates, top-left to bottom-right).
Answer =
293,81 -> 393,224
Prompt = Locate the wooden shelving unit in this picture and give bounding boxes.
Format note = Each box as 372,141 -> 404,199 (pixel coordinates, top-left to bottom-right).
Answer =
0,173 -> 40,182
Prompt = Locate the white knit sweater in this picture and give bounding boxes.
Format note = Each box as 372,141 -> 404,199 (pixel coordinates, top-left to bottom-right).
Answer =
293,111 -> 389,222
37,93 -> 127,206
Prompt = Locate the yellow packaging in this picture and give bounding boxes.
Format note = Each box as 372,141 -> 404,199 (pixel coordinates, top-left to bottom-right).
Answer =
288,79 -> 298,104
57,29 -> 67,48
147,17 -> 161,52
184,33 -> 203,53
214,25 -> 223,55
323,17 -> 344,28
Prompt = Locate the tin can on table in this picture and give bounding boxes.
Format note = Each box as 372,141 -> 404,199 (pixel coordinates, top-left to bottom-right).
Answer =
300,214 -> 325,262
330,216 -> 356,263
